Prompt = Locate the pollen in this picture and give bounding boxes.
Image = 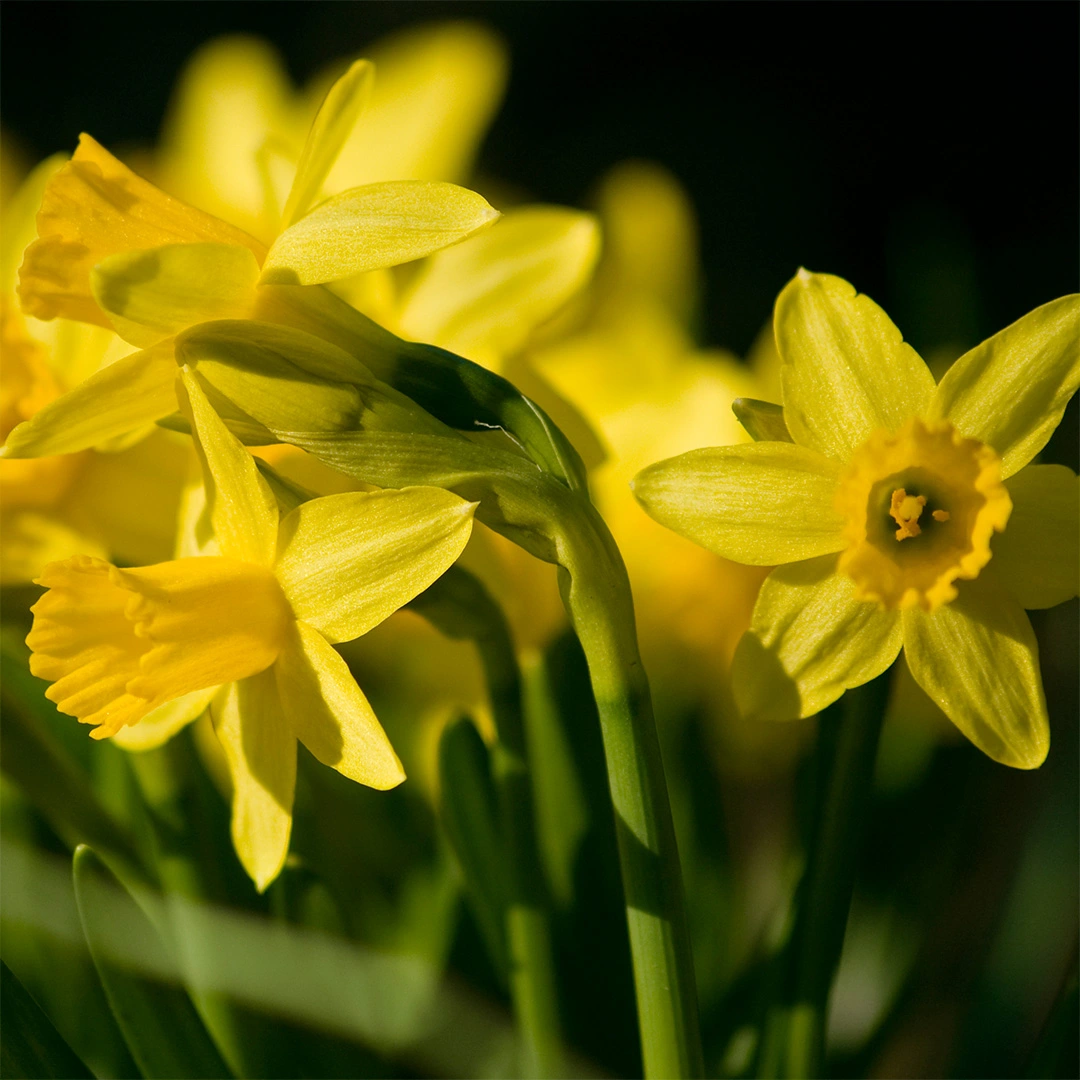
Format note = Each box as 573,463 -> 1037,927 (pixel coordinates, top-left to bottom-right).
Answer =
27,554 -> 293,738
834,418 -> 1012,611
889,489 -> 926,539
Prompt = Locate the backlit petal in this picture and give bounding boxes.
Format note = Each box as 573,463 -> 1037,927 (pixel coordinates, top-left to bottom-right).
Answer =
275,621 -> 405,788
1,344 -> 175,459
321,22 -> 507,190
274,487 -> 475,643
991,464 -> 1079,609
397,207 -> 600,364
733,554 -> 903,721
158,36 -> 292,238
902,575 -> 1049,768
17,133 -> 263,326
928,295 -> 1080,477
213,674 -> 295,891
91,243 -> 260,347
632,441 -> 845,565
260,181 -> 499,285
282,59 -> 373,229
776,270 -> 935,459
178,367 -> 279,565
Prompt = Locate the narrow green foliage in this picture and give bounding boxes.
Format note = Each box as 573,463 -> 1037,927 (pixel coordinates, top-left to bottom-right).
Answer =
0,961 -> 94,1080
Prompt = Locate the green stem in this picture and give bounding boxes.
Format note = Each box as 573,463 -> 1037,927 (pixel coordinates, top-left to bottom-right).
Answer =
287,429 -> 703,1077
760,670 -> 890,1080
558,504 -> 704,1080
412,570 -> 564,1078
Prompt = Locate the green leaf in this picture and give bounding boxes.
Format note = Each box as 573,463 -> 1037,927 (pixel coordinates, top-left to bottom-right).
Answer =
72,846 -> 234,1080
732,398 -> 793,442
0,961 -> 94,1079
0,634 -> 141,869
438,716 -> 508,979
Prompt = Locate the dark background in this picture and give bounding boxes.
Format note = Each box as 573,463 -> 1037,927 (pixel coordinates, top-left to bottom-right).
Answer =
3,2 -> 1077,362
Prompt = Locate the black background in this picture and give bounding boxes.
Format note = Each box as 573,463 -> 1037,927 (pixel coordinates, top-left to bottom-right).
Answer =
3,2 -> 1076,362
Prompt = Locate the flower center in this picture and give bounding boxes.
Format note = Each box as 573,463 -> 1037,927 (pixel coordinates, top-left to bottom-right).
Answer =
834,418 -> 1011,611
27,554 -> 293,738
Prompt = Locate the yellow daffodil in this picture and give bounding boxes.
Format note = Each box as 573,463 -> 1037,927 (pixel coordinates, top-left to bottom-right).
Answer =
0,153 -> 189,582
26,368 -> 476,888
2,113 -> 496,463
5,42 -> 498,459
634,270 -> 1079,768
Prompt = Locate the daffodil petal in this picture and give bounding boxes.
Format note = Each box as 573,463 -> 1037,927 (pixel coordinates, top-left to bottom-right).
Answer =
275,621 -> 405,789
112,686 -> 219,752
158,36 -> 291,237
175,320 -> 368,438
274,487 -> 475,644
633,442 -> 846,565
928,295 -> 1080,478
398,207 -> 600,362
902,575 -> 1049,768
282,59 -> 373,229
17,133 -> 264,327
322,22 -> 507,190
990,464 -> 1079,610
260,181 -> 499,285
732,398 -> 793,443
776,270 -> 936,459
91,243 -> 260,347
596,160 -> 699,325
178,368 -> 279,566
0,510 -> 105,586
0,344 -> 174,459
213,674 -> 296,891
733,554 -> 903,721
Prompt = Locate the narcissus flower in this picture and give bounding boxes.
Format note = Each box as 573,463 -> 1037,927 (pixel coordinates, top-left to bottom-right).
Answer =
26,368 -> 476,888
634,271 -> 1079,768
0,154 -> 188,582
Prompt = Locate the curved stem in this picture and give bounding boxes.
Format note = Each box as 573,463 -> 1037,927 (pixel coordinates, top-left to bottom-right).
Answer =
286,430 -> 703,1077
558,504 -> 704,1080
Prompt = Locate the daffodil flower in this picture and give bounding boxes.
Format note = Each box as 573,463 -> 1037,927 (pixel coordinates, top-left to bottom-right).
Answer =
634,270 -> 1079,768
2,45 -> 498,464
0,154 -> 190,581
26,367 -> 476,888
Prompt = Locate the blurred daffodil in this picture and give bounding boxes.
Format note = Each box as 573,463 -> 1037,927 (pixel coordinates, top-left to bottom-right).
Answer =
156,23 -> 507,243
26,368 -> 476,888
635,270 -> 1079,768
528,164 -> 774,724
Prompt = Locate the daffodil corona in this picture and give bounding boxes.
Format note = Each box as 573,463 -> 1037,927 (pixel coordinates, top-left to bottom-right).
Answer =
634,271 -> 1079,769
26,368 -> 476,889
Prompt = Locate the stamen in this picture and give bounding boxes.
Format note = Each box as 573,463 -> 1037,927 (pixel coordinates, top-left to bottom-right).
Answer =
932,509 -> 950,522
889,488 -> 925,540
